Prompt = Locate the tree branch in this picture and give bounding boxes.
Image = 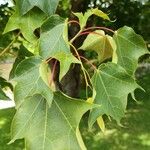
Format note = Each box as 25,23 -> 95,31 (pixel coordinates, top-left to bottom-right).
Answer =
0,32 -> 20,57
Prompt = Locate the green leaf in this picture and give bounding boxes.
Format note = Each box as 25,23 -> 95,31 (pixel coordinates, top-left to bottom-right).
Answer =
16,0 -> 60,16
23,40 -> 40,55
97,116 -> 105,133
0,77 -> 13,90
9,45 -> 33,79
13,56 -> 53,108
74,8 -> 110,29
40,15 -> 80,80
10,92 -> 94,150
0,87 -> 8,100
0,77 -> 12,100
4,7 -> 46,42
89,63 -> 138,127
79,30 -> 115,62
113,26 -> 149,75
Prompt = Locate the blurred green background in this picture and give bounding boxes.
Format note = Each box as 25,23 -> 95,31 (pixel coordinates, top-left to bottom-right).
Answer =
0,0 -> 150,150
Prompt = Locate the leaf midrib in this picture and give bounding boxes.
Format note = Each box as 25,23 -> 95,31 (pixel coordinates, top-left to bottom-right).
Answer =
42,103 -> 48,150
97,73 -> 117,117
54,100 -> 75,133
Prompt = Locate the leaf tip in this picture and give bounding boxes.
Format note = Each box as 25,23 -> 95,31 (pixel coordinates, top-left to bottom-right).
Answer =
97,116 -> 105,133
7,139 -> 14,145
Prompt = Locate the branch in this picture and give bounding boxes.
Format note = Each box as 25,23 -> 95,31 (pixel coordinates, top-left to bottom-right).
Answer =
83,26 -> 115,34
70,29 -> 83,43
79,55 -> 97,70
69,42 -> 91,88
0,32 -> 20,57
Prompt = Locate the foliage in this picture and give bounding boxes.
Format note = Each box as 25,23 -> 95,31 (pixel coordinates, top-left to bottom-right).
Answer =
0,3 -> 21,62
0,68 -> 150,150
0,76 -> 12,100
0,0 -> 149,149
79,30 -> 115,62
0,4 -> 12,55
92,0 -> 150,45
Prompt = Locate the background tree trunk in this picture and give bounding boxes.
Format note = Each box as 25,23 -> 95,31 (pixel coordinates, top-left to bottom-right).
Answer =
55,0 -> 89,98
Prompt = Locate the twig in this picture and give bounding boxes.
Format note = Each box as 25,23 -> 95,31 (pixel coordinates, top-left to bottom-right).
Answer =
79,55 -> 97,70
83,26 -> 115,33
70,29 -> 83,43
79,31 -> 105,37
0,32 -> 20,57
70,26 -> 114,43
68,20 -> 80,25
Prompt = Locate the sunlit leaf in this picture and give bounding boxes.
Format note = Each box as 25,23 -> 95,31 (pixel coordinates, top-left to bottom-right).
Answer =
74,8 -> 110,29
10,92 -> 94,150
4,7 -> 46,42
97,116 -> 105,133
80,30 -> 116,62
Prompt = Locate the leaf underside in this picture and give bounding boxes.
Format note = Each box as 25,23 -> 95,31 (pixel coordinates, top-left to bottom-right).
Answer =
80,30 -> 116,62
74,8 -> 110,29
